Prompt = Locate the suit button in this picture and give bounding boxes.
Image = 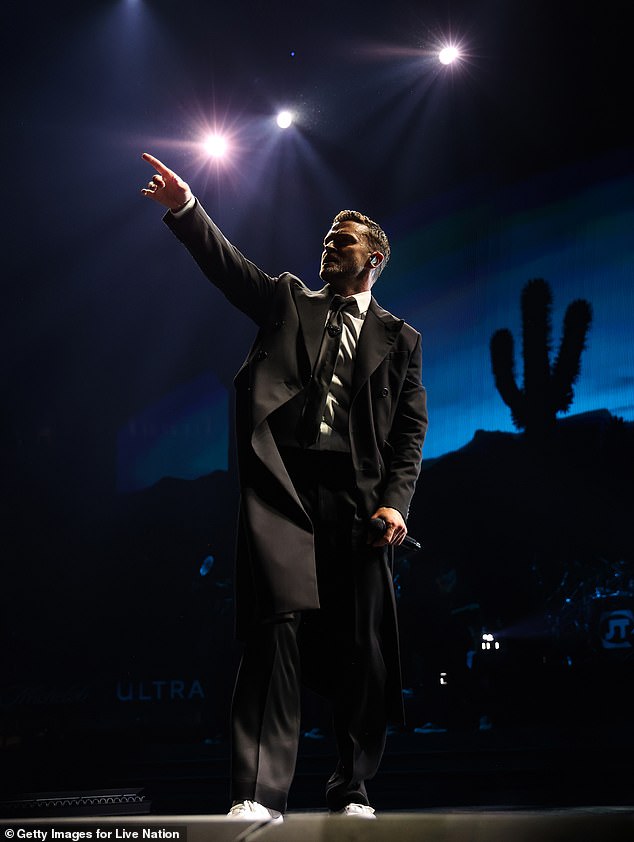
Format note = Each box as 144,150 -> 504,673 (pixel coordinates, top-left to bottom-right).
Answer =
380,387 -> 389,397
273,320 -> 285,330
256,350 -> 268,361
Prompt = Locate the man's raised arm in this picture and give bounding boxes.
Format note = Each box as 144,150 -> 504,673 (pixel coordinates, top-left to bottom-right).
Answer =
139,152 -> 280,324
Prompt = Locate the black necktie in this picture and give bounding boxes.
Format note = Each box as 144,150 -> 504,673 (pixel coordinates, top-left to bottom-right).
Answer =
296,295 -> 357,447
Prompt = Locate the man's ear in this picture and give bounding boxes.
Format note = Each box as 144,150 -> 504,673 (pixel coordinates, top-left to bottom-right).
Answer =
369,252 -> 384,268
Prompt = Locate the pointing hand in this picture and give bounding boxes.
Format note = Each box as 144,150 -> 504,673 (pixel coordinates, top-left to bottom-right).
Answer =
141,152 -> 192,211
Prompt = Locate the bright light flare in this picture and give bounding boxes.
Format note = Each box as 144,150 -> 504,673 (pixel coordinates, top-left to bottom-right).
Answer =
203,134 -> 228,158
276,110 -> 294,129
438,45 -> 460,65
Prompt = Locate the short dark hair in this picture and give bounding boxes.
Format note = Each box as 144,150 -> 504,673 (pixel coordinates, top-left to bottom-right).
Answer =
332,209 -> 391,277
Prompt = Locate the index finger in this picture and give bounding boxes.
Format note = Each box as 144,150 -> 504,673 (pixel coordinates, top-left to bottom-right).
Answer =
142,152 -> 176,178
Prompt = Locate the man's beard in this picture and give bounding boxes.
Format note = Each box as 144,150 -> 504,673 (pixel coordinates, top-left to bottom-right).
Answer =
319,263 -> 340,281
320,258 -> 358,283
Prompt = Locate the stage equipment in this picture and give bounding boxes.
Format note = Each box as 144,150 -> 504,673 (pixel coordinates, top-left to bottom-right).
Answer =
0,788 -> 150,819
203,134 -> 227,158
368,517 -> 422,551
439,46 -> 460,65
276,111 -> 293,128
546,556 -> 633,661
481,632 -> 501,651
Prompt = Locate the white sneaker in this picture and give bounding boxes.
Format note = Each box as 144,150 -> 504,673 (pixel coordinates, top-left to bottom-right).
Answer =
226,800 -> 283,823
333,803 -> 376,819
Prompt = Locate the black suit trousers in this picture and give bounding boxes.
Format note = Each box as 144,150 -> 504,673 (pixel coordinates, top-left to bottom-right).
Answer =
230,449 -> 389,812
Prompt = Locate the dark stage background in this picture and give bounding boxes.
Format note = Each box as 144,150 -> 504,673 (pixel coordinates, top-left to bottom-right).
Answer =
2,0 -> 633,811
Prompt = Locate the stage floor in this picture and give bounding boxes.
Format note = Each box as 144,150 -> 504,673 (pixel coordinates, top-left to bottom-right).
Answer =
4,808 -> 634,842
3,723 -> 634,815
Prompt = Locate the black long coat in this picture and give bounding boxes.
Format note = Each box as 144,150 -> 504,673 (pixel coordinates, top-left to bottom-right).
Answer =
165,202 -> 428,707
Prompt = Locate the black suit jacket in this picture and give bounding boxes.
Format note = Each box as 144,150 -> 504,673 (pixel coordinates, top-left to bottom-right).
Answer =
165,201 -> 428,641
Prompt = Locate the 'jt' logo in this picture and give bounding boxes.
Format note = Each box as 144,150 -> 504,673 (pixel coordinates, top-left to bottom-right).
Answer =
600,610 -> 634,649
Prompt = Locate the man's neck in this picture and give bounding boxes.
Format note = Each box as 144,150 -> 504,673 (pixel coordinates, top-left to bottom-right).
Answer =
328,280 -> 372,298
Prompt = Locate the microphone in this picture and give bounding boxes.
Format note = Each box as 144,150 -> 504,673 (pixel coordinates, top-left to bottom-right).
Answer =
368,517 -> 422,551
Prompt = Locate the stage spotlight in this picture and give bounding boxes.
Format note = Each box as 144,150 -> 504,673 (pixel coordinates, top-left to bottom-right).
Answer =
276,110 -> 294,129
482,632 -> 500,651
203,134 -> 228,158
438,45 -> 460,65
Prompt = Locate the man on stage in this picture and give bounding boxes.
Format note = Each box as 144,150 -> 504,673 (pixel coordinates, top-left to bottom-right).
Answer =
141,152 -> 428,821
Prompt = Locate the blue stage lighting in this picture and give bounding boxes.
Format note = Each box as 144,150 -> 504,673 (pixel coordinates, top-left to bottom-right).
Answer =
200,555 -> 215,576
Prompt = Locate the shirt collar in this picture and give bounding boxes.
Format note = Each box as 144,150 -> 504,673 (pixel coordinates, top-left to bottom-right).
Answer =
350,290 -> 371,316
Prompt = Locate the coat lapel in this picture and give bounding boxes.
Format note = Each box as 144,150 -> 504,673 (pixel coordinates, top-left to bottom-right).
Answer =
352,298 -> 404,397
293,285 -> 331,371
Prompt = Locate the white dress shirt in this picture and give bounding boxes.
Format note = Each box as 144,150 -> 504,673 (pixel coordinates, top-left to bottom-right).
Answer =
320,290 -> 371,449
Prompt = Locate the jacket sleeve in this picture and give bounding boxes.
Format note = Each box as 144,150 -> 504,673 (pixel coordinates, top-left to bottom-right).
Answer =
380,332 -> 428,519
163,199 -> 278,326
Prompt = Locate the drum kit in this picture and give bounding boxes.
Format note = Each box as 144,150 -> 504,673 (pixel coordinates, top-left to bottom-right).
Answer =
546,556 -> 634,660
